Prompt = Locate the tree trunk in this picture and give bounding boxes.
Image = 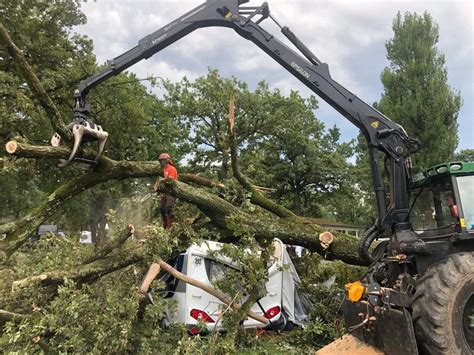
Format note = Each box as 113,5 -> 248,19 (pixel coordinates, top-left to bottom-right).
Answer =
157,179 -> 367,265
293,187 -> 302,214
219,148 -> 229,180
89,194 -> 108,245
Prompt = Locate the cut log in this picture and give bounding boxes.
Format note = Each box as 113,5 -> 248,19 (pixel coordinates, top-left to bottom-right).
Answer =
5,140 -> 17,154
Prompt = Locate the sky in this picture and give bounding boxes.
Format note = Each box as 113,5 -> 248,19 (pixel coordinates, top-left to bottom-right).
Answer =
75,0 -> 473,151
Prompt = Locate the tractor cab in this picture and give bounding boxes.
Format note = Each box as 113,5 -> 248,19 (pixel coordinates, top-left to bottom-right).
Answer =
410,161 -> 474,238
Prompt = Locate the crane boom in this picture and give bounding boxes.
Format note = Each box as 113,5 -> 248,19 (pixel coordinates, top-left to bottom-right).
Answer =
73,0 -> 424,251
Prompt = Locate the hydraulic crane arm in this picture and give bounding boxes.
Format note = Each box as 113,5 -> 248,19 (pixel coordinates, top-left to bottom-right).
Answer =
74,0 -> 422,249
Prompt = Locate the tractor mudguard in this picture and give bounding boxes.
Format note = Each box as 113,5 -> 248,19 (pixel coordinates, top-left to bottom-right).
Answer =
342,299 -> 419,355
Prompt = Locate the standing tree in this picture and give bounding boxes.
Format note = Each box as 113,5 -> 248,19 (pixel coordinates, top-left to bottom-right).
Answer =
164,71 -> 355,218
454,149 -> 474,162
379,11 -> 462,171
163,69 -> 300,180
0,0 -> 95,222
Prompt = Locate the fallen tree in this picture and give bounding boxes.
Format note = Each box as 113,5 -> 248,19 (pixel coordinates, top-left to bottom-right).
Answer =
2,139 -> 365,265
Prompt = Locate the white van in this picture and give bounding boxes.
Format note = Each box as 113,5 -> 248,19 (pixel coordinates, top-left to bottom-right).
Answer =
158,239 -> 309,334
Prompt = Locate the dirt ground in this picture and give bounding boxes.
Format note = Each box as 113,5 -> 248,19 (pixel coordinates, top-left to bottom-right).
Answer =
316,334 -> 384,355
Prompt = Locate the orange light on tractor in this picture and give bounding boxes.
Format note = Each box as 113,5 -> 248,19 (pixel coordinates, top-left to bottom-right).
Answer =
345,281 -> 365,302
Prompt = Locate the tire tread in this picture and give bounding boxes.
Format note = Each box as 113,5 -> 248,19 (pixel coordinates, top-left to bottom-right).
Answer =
412,252 -> 474,355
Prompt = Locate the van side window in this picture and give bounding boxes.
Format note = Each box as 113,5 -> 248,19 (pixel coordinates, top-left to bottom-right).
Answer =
164,254 -> 185,298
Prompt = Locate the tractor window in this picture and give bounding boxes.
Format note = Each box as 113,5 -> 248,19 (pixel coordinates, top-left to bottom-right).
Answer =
411,177 -> 458,232
456,175 -> 474,232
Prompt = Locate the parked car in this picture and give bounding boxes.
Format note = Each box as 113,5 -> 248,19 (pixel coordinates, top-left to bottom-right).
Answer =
157,239 -> 310,334
25,225 -> 65,246
79,231 -> 92,244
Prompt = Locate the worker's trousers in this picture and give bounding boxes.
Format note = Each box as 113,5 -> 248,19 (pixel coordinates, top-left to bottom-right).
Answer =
160,194 -> 175,229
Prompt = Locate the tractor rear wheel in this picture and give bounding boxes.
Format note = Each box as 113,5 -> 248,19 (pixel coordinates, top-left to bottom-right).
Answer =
412,252 -> 474,354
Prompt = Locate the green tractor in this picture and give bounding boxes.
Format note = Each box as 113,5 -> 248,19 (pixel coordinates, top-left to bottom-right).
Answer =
344,161 -> 473,354
409,161 -> 474,353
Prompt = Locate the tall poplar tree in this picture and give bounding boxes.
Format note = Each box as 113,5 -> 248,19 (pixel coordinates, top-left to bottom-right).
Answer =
379,12 -> 461,170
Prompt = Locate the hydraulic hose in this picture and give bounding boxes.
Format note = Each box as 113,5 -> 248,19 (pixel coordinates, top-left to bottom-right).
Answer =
358,224 -> 386,264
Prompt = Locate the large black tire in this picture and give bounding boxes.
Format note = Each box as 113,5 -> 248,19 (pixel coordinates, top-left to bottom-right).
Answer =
412,252 -> 474,354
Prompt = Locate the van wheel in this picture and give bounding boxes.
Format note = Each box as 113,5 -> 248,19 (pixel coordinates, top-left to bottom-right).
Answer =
284,319 -> 295,331
412,253 -> 474,354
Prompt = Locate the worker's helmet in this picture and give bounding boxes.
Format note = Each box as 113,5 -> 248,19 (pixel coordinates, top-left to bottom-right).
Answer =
159,153 -> 171,161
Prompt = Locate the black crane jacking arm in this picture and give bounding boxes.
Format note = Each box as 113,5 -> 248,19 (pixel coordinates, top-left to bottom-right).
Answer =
74,0 -> 422,248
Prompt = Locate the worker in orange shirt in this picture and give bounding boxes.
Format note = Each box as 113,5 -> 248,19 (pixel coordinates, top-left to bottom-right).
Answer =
153,153 -> 178,229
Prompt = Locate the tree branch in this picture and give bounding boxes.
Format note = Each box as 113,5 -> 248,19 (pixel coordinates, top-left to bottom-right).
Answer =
227,96 -> 297,219
12,247 -> 144,291
82,224 -> 135,265
158,259 -> 269,324
5,139 -> 103,162
0,23 -> 70,138
0,309 -> 27,325
180,173 -> 226,189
